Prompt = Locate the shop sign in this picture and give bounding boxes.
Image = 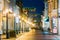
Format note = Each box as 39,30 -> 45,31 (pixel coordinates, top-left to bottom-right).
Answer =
58,18 -> 60,35
52,17 -> 57,33
0,0 -> 4,11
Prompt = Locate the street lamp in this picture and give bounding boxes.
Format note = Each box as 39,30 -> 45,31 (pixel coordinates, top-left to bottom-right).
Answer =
6,12 -> 9,39
5,10 -> 11,39
5,9 -> 12,39
13,13 -> 17,35
3,9 -> 9,39
13,14 -> 21,34
13,14 -> 18,34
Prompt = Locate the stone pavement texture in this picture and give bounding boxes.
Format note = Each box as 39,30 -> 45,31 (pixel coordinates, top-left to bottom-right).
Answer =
1,34 -> 16,40
16,30 -> 60,40
1,32 -> 25,40
1,29 -> 60,40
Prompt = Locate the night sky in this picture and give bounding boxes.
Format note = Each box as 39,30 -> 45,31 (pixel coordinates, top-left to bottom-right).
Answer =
17,0 -> 44,14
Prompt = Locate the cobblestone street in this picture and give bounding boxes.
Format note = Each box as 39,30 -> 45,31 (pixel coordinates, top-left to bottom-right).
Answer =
16,30 -> 60,40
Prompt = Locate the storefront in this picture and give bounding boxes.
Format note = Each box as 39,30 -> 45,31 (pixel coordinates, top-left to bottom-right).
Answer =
52,17 -> 58,34
58,18 -> 60,35
51,9 -> 58,34
58,0 -> 60,35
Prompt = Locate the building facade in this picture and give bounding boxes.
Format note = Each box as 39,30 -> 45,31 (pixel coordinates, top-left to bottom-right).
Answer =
48,0 -> 58,34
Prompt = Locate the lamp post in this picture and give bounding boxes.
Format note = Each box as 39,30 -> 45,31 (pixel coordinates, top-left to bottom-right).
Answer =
14,14 -> 20,34
13,14 -> 16,34
6,12 -> 10,39
5,9 -> 12,39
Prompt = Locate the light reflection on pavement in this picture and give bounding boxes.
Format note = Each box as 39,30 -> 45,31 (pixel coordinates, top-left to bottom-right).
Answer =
16,29 -> 60,40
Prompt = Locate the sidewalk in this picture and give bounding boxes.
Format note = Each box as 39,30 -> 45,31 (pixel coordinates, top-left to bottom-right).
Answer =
1,32 -> 29,40
16,30 -> 60,40
1,34 -> 16,40
16,32 -> 29,38
16,32 -> 23,38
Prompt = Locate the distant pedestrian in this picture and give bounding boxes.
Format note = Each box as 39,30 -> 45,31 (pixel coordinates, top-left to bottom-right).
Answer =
53,27 -> 57,33
48,28 -> 50,32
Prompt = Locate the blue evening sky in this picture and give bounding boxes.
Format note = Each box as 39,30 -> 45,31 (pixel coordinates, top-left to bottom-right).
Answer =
22,0 -> 44,14
17,0 -> 44,14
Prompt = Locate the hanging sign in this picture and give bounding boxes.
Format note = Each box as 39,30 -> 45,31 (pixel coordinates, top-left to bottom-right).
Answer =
0,14 -> 3,34
0,0 -> 4,11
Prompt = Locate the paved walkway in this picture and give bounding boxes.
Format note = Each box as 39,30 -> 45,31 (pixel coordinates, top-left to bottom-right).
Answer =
1,34 -> 16,40
1,29 -> 60,40
1,32 -> 27,40
16,29 -> 60,40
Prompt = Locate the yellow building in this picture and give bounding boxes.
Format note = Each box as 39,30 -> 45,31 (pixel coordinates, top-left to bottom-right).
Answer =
48,0 -> 58,33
